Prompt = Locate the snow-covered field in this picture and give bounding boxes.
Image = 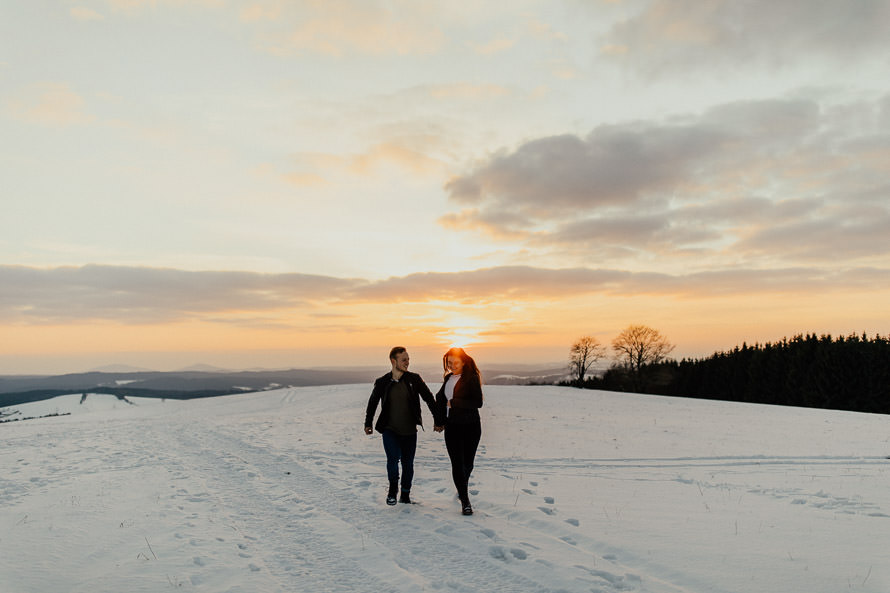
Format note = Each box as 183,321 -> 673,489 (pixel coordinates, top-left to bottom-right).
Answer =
2,384 -> 888,593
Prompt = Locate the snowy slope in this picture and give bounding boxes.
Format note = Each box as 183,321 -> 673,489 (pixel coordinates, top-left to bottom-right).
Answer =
3,393 -> 166,419
1,385 -> 888,593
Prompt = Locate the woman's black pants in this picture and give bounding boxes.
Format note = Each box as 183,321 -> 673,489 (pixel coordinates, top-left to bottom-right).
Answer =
444,421 -> 481,501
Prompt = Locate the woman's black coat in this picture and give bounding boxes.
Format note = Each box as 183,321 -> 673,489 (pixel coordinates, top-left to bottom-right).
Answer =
435,372 -> 483,425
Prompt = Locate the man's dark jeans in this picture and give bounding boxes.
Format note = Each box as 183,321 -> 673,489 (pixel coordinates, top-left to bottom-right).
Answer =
381,429 -> 417,492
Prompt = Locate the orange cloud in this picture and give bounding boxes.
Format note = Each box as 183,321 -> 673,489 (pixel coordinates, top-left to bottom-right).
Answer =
8,264 -> 890,328
438,208 -> 531,242
6,83 -> 94,127
468,37 -> 515,55
426,83 -> 511,101
4,264 -> 890,369
104,0 -> 224,12
245,0 -> 445,56
288,143 -> 446,180
282,172 -> 328,187
70,6 -> 105,21
348,143 -> 445,176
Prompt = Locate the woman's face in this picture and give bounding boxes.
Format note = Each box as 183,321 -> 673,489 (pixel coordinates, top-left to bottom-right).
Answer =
446,355 -> 464,375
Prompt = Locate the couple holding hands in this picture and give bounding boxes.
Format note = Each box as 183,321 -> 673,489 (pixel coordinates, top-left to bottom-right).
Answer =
364,346 -> 483,516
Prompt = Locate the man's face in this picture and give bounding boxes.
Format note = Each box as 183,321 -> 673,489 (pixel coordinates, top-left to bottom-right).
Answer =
391,351 -> 410,373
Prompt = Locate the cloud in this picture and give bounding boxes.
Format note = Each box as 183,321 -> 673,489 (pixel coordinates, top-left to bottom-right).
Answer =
525,17 -> 569,42
438,208 -> 532,241
348,265 -> 890,304
70,6 -> 105,21
244,0 -> 446,56
281,172 -> 329,187
286,141 -> 448,182
103,0 -> 224,12
425,83 -> 511,101
444,122 -> 728,211
600,0 -> 890,75
735,204 -> 890,262
468,37 -> 515,55
0,265 -> 356,323
441,95 -> 890,266
239,2 -> 281,22
5,83 -> 95,127
4,264 -> 890,325
347,142 -> 447,176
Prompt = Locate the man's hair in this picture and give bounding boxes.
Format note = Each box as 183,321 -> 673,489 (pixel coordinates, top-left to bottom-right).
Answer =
389,346 -> 407,361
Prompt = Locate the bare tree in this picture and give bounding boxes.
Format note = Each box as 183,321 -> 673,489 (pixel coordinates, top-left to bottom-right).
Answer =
611,325 -> 675,390
569,336 -> 606,384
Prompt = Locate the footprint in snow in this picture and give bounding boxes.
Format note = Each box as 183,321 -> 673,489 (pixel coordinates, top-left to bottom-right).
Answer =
565,518 -> 580,527
543,496 -> 554,504
537,506 -> 555,515
488,546 -> 528,562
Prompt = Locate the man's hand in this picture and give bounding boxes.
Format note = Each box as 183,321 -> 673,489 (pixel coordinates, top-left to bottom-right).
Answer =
364,426 -> 373,435
433,425 -> 444,432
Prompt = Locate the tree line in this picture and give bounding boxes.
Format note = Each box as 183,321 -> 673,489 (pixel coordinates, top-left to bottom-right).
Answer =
566,329 -> 890,415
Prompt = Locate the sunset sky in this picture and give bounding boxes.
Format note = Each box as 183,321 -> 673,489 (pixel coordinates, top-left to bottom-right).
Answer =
2,1 -> 890,374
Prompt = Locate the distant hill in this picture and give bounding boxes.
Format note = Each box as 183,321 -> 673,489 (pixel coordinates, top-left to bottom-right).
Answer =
0,365 -> 566,408
174,364 -> 235,373
0,368 -> 374,407
89,364 -> 157,373
484,367 -> 569,385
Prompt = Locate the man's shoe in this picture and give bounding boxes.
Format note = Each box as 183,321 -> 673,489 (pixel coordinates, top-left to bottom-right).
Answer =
386,493 -> 397,505
386,480 -> 398,506
461,502 -> 473,516
399,491 -> 411,504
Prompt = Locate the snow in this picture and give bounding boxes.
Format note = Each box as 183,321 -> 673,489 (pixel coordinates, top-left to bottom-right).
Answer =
1,385 -> 888,592
3,394 -> 165,418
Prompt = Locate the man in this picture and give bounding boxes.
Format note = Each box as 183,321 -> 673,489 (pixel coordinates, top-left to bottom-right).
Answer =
365,346 -> 444,505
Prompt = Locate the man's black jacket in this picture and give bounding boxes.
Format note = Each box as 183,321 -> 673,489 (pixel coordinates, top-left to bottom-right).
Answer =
365,371 -> 443,434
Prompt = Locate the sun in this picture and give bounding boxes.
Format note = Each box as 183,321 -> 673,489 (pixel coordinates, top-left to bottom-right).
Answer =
436,314 -> 489,348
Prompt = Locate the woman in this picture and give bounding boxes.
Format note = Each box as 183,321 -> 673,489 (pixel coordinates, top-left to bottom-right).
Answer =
435,347 -> 483,515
